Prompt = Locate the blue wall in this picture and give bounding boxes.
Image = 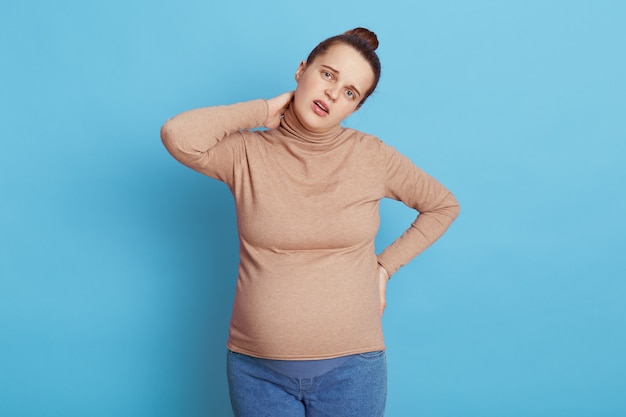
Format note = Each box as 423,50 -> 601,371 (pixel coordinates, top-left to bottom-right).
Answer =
1,1 -> 624,416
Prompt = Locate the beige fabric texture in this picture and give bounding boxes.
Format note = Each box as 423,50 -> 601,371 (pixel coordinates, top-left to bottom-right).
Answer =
161,99 -> 460,360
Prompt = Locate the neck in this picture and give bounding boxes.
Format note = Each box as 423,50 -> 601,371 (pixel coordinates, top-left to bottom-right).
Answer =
279,104 -> 344,144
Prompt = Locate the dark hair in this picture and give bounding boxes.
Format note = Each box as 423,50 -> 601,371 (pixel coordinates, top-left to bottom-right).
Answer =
306,27 -> 381,106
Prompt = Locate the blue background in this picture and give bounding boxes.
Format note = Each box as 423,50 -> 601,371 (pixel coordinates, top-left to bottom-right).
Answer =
1,1 -> 624,416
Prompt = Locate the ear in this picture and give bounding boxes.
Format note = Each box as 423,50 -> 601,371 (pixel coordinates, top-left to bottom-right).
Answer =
294,61 -> 307,83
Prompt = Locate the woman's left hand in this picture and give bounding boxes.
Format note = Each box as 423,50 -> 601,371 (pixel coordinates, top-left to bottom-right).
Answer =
378,265 -> 390,316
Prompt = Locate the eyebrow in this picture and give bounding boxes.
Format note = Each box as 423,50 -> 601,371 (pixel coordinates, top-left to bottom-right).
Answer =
321,65 -> 362,98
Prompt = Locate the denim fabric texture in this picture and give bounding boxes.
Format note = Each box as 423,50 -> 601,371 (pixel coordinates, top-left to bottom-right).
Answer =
227,350 -> 387,417
254,354 -> 354,379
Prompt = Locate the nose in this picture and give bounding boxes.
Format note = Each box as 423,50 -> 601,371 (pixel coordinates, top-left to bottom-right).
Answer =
325,86 -> 339,101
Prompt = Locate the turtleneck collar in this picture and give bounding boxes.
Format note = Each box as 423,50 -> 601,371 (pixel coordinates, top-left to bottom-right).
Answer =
278,104 -> 345,148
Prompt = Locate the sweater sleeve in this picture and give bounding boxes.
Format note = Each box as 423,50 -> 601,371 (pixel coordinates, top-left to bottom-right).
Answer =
160,99 -> 269,182
376,143 -> 460,277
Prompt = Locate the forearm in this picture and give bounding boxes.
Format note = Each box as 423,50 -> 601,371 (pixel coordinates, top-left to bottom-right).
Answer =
377,191 -> 460,277
160,99 -> 268,170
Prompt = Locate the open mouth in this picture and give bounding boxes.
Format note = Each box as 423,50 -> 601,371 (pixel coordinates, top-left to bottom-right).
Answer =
314,100 -> 329,114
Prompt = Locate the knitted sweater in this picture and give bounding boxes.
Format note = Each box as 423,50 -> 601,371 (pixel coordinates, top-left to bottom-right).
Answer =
161,99 -> 460,360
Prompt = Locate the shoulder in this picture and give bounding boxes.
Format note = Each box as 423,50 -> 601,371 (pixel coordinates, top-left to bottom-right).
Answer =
342,127 -> 385,148
342,127 -> 404,159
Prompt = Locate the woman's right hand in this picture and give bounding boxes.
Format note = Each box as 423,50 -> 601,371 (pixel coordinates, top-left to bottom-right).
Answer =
264,91 -> 294,128
378,264 -> 390,316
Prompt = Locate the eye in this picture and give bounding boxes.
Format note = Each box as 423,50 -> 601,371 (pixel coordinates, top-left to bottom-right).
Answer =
345,89 -> 355,99
322,71 -> 333,80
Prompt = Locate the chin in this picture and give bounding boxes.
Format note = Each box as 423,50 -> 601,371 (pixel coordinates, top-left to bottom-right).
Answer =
294,110 -> 322,132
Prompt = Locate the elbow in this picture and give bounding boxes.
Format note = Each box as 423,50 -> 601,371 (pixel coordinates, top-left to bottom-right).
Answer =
160,119 -> 174,149
160,119 -> 186,163
450,193 -> 461,220
160,118 -> 185,159
450,193 -> 461,219
440,191 -> 461,222
159,118 -> 203,169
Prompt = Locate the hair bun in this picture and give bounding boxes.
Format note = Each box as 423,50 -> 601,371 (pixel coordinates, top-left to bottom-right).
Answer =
344,27 -> 379,50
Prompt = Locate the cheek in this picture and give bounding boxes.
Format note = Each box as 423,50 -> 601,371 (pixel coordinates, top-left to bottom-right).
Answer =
338,103 -> 358,117
294,82 -> 312,102
291,90 -> 312,120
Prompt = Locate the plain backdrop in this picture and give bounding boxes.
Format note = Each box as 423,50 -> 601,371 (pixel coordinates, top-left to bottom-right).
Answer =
1,1 -> 625,416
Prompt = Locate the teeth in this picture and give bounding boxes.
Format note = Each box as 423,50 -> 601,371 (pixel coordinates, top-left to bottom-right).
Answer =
315,101 -> 328,112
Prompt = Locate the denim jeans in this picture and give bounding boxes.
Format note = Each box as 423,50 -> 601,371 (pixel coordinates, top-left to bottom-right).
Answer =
227,350 -> 387,417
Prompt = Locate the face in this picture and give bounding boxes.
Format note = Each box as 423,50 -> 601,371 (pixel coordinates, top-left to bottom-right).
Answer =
293,43 -> 375,133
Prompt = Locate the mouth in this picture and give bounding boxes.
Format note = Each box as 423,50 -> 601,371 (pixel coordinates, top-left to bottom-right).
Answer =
313,100 -> 329,115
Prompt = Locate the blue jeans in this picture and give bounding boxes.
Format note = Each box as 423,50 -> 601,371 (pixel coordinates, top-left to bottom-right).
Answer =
227,350 -> 387,417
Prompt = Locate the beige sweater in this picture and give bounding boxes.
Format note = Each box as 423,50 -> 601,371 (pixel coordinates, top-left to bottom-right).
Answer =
161,99 -> 460,360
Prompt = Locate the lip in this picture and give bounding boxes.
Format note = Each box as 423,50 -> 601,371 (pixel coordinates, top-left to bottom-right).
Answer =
312,100 -> 329,116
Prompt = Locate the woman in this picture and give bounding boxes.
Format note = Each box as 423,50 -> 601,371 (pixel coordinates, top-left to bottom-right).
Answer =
161,28 -> 459,417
